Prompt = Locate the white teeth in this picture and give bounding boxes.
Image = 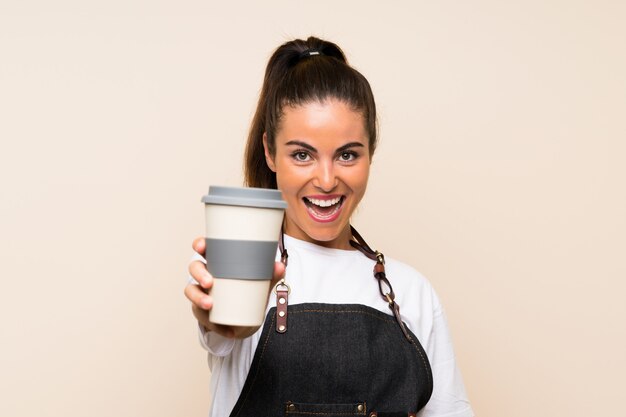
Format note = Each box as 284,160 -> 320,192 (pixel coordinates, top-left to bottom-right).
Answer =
305,197 -> 341,207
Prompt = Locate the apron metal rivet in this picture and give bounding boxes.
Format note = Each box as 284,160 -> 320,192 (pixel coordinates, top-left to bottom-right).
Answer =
357,404 -> 364,412
279,325 -> 286,332
279,297 -> 286,304
279,311 -> 285,317
287,403 -> 296,411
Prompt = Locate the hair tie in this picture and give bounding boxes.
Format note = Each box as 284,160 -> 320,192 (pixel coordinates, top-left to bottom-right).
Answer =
299,48 -> 323,59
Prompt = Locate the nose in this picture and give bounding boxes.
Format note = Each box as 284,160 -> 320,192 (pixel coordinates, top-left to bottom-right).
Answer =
313,160 -> 338,192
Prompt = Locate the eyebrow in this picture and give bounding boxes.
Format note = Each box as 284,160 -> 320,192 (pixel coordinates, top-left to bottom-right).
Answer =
285,140 -> 365,153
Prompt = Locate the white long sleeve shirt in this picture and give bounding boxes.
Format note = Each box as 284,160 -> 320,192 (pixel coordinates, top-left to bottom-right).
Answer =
189,234 -> 473,417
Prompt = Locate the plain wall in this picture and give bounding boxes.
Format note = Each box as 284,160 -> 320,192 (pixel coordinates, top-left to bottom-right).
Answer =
1,1 -> 624,416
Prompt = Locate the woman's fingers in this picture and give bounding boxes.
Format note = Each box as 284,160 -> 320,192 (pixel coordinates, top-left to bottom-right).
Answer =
206,323 -> 235,338
189,260 -> 213,290
274,261 -> 286,279
191,303 -> 211,327
270,261 -> 286,288
188,287 -> 236,338
190,303 -> 235,338
185,283 -> 213,310
192,236 -> 205,256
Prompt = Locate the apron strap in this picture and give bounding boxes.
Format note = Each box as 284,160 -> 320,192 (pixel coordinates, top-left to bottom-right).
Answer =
278,223 -> 288,266
350,226 -> 412,342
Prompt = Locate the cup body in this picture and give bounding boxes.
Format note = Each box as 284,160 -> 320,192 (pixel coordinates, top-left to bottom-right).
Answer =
202,186 -> 286,327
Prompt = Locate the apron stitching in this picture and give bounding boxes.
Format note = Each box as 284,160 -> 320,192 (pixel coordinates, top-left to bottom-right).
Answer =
291,310 -> 395,324
285,413 -> 363,415
409,338 -> 432,386
232,313 -> 276,417
285,401 -> 367,416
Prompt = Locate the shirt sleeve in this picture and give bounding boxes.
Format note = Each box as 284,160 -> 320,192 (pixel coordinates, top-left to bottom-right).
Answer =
419,289 -> 474,417
187,252 -> 235,357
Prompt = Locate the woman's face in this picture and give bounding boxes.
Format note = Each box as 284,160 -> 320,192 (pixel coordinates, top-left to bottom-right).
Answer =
264,98 -> 370,250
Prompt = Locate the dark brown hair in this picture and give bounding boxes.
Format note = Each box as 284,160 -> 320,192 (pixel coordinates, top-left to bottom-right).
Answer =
244,36 -> 378,189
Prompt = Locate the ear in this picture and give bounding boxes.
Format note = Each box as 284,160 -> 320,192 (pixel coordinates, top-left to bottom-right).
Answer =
262,133 -> 277,172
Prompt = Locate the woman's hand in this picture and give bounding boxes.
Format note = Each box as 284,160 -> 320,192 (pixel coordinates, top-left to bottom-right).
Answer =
184,237 -> 286,339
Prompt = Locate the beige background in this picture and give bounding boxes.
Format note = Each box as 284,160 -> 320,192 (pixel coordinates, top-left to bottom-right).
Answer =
1,1 -> 624,416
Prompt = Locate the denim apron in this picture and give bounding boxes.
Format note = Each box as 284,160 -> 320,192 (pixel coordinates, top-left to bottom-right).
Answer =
228,228 -> 433,417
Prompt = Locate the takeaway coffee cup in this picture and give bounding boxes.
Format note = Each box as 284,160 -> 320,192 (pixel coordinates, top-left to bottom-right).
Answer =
201,186 -> 287,327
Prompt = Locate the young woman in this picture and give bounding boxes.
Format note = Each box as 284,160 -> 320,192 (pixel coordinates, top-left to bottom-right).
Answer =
186,37 -> 473,417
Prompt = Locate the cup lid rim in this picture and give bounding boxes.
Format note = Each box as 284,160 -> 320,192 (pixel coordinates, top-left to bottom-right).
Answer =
201,185 -> 287,209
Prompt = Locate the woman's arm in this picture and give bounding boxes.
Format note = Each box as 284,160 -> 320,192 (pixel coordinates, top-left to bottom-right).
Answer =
420,288 -> 474,417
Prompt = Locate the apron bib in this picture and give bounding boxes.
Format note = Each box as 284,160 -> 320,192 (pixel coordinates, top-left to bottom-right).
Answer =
229,302 -> 432,417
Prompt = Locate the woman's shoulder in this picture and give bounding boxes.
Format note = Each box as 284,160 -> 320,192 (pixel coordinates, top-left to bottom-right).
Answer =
383,256 -> 433,290
382,256 -> 442,311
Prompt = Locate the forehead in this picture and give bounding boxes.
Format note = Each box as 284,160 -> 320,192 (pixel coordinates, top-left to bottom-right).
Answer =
276,99 -> 368,148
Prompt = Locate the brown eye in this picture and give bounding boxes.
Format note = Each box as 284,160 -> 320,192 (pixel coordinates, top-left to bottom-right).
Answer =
293,151 -> 310,162
340,152 -> 356,161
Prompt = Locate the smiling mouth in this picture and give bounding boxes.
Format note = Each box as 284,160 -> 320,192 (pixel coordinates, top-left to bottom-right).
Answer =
303,196 -> 345,221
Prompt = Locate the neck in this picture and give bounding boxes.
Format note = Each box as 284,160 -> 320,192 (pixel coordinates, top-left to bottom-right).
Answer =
282,220 -> 355,250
